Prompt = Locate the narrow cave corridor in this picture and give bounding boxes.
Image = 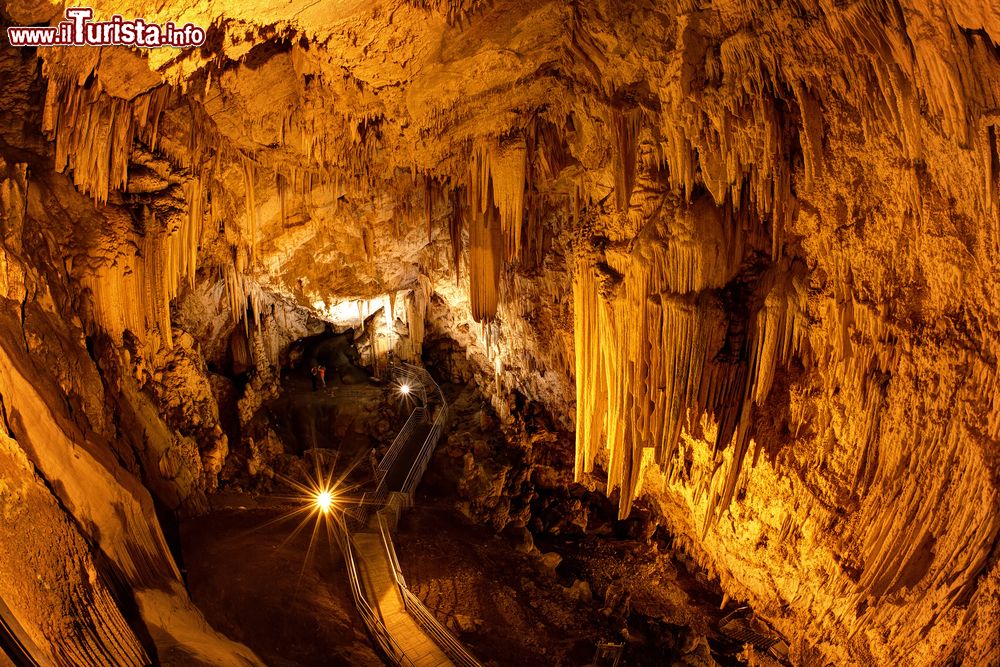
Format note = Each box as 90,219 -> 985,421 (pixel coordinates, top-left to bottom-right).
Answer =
0,1 -> 999,666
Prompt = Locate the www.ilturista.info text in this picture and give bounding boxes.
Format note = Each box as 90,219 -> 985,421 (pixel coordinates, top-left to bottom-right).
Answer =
6,7 -> 206,48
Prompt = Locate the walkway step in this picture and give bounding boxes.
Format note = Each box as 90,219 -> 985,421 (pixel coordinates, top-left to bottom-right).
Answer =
353,531 -> 455,667
345,365 -> 477,667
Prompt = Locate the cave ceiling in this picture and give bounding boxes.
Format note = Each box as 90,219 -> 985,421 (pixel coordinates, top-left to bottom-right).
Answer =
1,0 -> 999,664
12,0 -> 996,311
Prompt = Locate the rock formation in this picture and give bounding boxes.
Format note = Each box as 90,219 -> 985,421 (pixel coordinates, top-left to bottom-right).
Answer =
0,0 -> 998,664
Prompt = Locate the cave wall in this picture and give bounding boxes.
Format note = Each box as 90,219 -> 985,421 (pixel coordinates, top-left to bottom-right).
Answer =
0,48 -> 264,664
0,0 -> 998,664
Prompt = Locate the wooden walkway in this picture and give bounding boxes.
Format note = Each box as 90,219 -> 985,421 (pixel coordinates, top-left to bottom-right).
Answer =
352,531 -> 453,667
344,364 -> 480,667
379,421 -> 433,494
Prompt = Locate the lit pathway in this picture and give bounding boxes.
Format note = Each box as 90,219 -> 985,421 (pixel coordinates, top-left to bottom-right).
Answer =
377,421 -> 432,496
352,532 -> 452,667
342,364 -> 479,667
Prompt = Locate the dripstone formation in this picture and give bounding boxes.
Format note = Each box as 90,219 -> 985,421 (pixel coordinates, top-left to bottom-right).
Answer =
0,0 -> 998,665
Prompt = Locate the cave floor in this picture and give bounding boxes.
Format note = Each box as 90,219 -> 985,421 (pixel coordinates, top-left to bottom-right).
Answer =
394,500 -> 611,666
388,381 -> 743,667
180,492 -> 383,667
180,373 -> 736,666
394,494 -> 737,667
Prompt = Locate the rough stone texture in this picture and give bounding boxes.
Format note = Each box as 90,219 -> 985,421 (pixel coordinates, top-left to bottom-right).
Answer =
0,0 -> 998,664
0,46 -> 262,665
0,426 -> 148,666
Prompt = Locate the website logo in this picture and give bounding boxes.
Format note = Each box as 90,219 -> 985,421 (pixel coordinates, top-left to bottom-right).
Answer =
7,7 -> 206,48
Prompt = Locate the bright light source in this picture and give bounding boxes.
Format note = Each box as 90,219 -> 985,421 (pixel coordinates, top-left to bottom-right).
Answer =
314,489 -> 334,513
399,383 -> 411,395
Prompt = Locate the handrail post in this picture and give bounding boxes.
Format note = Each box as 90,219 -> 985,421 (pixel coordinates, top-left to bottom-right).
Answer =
345,363 -> 482,667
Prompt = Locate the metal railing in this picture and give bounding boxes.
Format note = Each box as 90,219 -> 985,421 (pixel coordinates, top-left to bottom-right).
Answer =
401,405 -> 447,495
339,524 -> 416,667
375,407 -> 427,486
396,363 -> 447,407
354,363 -> 446,527
377,511 -> 483,667
355,406 -> 428,527
394,363 -> 448,497
346,362 -> 481,667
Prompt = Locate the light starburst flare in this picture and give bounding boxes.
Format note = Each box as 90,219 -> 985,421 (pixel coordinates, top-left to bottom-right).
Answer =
253,450 -> 373,582
314,489 -> 334,514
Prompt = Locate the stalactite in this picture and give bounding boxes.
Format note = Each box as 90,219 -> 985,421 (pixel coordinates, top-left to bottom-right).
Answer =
404,0 -> 487,25
467,186 -> 502,323
574,203 -> 806,520
41,76 -> 170,204
467,149 -> 504,323
241,155 -> 258,263
39,67 -> 284,378
470,138 -> 528,260
403,275 -> 432,363
81,185 -> 215,357
448,188 -> 463,284
520,192 -> 547,271
793,81 -> 824,192
230,327 -> 252,371
277,171 -> 288,229
223,266 -> 267,336
572,257 -> 609,481
425,174 -> 434,244
610,106 -> 643,213
383,293 -> 394,331
177,176 -> 205,290
491,139 -> 527,259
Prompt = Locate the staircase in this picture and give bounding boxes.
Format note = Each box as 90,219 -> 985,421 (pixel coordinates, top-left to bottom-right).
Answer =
341,364 -> 481,667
